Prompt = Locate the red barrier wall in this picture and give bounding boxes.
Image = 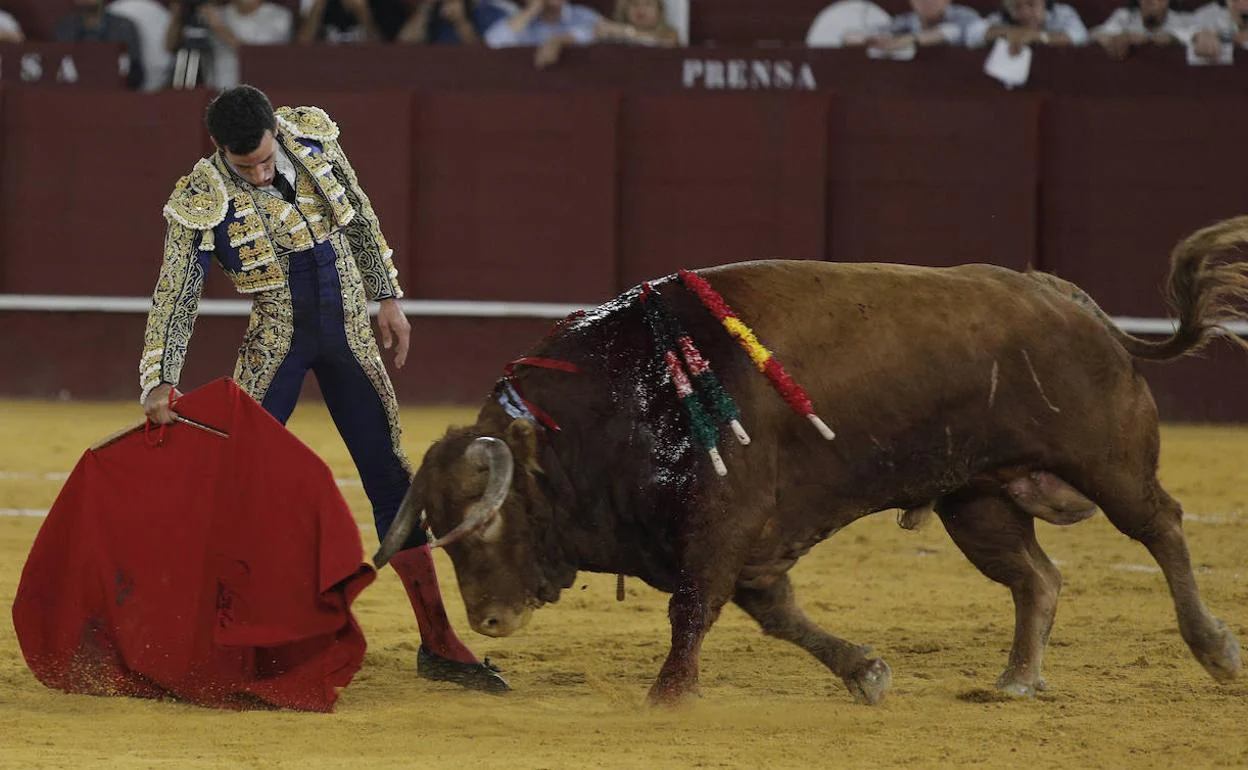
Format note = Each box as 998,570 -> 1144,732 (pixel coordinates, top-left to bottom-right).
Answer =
1,46 -> 1247,423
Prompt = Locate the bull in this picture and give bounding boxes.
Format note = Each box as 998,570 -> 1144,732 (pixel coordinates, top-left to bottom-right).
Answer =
375,216 -> 1248,705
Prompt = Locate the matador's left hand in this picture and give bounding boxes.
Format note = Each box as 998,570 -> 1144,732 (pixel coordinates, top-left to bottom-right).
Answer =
377,298 -> 411,369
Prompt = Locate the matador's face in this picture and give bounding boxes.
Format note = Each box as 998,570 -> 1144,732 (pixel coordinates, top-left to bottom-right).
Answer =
222,130 -> 278,189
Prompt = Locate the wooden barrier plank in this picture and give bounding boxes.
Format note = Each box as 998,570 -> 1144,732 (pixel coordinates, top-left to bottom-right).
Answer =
409,91 -> 619,304
0,89 -> 209,296
617,92 -> 829,288
1040,97 -> 1248,316
829,96 -> 1040,269
0,43 -> 126,88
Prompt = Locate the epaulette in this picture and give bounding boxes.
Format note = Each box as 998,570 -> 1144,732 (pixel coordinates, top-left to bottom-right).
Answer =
276,105 -> 340,143
163,158 -> 228,230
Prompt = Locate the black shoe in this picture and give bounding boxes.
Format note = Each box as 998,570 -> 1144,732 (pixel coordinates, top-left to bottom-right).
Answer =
417,645 -> 512,693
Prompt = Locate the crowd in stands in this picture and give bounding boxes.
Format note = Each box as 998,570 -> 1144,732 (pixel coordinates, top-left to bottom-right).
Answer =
0,0 -> 683,89
0,0 -> 1243,91
843,0 -> 1246,60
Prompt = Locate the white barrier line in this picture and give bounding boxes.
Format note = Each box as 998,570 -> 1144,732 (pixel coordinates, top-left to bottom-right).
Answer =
0,469 -> 362,486
0,471 -> 70,481
0,295 -> 588,320
1,294 -> 1246,335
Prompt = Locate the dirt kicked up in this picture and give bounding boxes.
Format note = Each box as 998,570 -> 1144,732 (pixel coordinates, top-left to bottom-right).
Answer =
1,399 -> 1246,769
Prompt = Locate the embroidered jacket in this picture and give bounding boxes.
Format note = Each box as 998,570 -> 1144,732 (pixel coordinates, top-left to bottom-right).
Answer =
139,105 -> 402,404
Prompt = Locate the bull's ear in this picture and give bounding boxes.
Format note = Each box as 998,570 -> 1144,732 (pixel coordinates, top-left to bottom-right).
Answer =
504,418 -> 542,475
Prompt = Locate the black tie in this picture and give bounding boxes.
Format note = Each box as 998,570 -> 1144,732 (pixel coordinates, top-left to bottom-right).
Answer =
272,172 -> 296,204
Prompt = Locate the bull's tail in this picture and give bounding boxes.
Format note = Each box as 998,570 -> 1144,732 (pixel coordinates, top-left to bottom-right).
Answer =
1031,215 -> 1248,361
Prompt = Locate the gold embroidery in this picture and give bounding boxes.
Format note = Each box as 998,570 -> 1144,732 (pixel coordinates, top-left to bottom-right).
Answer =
257,192 -> 317,253
230,261 -> 286,294
296,174 -> 334,242
139,223 -> 206,403
331,230 -> 411,474
163,159 -> 228,231
238,241 -> 274,267
323,138 -> 403,301
287,136 -> 355,228
232,270 -> 294,402
275,105 -> 340,142
228,215 -> 268,248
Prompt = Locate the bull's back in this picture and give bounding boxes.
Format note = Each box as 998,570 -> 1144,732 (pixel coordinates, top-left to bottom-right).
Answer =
699,259 -> 1094,371
691,259 -> 1141,496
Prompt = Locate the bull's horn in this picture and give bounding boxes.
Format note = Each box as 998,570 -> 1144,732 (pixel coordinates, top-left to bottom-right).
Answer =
373,488 -> 424,569
429,436 -> 514,548
372,436 -> 514,565
415,438 -> 513,552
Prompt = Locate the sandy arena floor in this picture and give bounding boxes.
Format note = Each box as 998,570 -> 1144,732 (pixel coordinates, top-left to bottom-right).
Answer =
1,398 -> 1246,769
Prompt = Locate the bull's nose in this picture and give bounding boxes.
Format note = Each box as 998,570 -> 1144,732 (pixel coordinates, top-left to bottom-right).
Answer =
470,606 -> 532,638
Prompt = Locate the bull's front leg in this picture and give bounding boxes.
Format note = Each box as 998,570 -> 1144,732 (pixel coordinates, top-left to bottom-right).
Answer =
648,575 -> 718,706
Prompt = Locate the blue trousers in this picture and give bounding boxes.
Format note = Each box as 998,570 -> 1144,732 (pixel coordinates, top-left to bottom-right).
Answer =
251,241 -> 419,545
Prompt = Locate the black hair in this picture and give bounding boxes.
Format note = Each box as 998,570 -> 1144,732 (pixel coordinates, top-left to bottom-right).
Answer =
205,85 -> 277,156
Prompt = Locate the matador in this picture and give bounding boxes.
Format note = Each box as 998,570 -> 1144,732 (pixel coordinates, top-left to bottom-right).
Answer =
138,84 -> 508,693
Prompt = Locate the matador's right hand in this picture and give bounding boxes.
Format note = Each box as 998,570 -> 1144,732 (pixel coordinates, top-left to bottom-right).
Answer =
143,383 -> 181,425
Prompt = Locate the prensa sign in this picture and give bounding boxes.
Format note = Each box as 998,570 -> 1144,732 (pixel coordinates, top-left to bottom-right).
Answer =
682,59 -> 818,90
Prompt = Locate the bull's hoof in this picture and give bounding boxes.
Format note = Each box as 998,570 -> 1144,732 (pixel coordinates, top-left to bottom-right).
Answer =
1194,621 -> 1241,684
844,658 -> 891,705
994,669 -> 1043,698
995,679 -> 1037,699
646,680 -> 700,708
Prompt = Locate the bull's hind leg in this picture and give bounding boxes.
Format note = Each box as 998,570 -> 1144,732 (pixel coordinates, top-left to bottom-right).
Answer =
733,575 -> 891,705
935,491 -> 1062,697
1093,477 -> 1241,683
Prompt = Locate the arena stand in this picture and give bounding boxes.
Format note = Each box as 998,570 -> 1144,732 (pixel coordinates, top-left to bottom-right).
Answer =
0,0 -> 1208,44
0,1 -> 1246,422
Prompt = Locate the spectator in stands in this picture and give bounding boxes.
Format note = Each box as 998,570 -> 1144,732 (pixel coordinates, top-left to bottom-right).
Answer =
849,0 -> 982,50
967,0 -> 1089,52
55,0 -> 146,90
0,2 -> 24,42
596,0 -> 680,46
397,0 -> 509,44
298,0 -> 412,43
484,0 -> 603,68
108,0 -> 173,92
1091,0 -> 1192,58
167,0 -> 293,89
1188,0 -> 1248,55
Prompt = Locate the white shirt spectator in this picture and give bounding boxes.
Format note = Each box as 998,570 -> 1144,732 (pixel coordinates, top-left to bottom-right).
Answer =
107,0 -> 173,92
967,2 -> 1089,47
1190,0 -> 1247,42
212,2 -> 293,88
1092,6 -> 1193,39
0,9 -> 23,41
881,4 -> 982,44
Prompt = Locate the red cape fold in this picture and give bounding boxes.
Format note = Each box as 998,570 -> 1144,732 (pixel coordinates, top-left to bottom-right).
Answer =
11,377 -> 377,712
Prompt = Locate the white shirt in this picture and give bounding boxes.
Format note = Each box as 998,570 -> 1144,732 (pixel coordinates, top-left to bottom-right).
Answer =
0,9 -> 24,39
1091,7 -> 1194,40
1190,1 -> 1246,42
106,0 -> 172,92
967,3 -> 1090,47
211,2 -> 294,89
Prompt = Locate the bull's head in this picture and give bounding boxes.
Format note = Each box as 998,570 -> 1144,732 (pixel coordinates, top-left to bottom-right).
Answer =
374,419 -> 551,638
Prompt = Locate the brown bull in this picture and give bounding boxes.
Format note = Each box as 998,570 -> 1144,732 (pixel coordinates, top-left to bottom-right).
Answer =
376,215 -> 1248,705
